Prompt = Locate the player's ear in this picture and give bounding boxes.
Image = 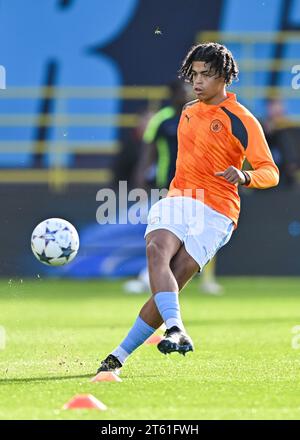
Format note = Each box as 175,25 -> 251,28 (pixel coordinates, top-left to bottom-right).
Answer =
220,75 -> 226,85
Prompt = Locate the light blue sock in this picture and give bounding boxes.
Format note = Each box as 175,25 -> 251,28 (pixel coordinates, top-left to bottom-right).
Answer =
111,316 -> 155,364
154,291 -> 184,330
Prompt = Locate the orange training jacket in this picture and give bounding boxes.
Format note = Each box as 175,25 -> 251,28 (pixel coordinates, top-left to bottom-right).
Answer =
168,92 -> 279,226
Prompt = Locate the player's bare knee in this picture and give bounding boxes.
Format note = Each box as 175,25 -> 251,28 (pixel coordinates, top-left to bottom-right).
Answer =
146,240 -> 170,268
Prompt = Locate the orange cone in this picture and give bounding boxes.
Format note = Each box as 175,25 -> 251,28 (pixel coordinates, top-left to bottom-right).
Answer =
91,371 -> 122,383
63,394 -> 107,411
145,333 -> 163,345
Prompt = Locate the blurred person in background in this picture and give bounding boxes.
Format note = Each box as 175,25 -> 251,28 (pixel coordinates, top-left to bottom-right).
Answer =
124,79 -> 223,295
262,98 -> 299,187
113,108 -> 154,190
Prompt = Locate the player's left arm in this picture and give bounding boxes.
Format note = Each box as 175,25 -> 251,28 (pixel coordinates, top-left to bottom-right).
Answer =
241,115 -> 279,188
215,115 -> 280,188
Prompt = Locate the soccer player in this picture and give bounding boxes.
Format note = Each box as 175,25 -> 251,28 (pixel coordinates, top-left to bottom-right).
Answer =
97,42 -> 279,373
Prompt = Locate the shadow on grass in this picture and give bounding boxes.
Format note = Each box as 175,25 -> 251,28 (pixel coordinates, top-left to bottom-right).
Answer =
0,373 -> 94,384
0,372 -> 159,384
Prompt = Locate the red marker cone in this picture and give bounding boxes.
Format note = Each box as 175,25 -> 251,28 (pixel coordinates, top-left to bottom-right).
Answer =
63,394 -> 107,411
145,333 -> 163,345
91,371 -> 122,383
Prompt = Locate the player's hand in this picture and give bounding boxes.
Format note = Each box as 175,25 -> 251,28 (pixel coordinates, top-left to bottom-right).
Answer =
215,166 -> 246,185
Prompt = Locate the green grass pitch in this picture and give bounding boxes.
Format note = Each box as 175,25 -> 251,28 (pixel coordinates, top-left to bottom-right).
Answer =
0,277 -> 300,420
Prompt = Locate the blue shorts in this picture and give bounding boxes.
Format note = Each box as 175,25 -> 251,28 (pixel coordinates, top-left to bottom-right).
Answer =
144,196 -> 234,270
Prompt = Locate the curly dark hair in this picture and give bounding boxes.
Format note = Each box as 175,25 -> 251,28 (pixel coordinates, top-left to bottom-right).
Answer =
179,42 -> 239,85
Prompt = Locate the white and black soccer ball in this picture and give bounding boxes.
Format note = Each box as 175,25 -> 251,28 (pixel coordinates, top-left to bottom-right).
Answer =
31,218 -> 79,266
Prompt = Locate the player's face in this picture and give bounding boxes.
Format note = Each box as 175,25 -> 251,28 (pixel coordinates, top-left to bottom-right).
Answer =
191,61 -> 226,103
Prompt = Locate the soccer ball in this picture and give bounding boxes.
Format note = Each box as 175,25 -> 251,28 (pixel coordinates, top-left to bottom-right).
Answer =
31,218 -> 79,266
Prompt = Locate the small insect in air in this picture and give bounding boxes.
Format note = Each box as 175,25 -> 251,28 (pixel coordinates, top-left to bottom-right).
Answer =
154,27 -> 162,35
